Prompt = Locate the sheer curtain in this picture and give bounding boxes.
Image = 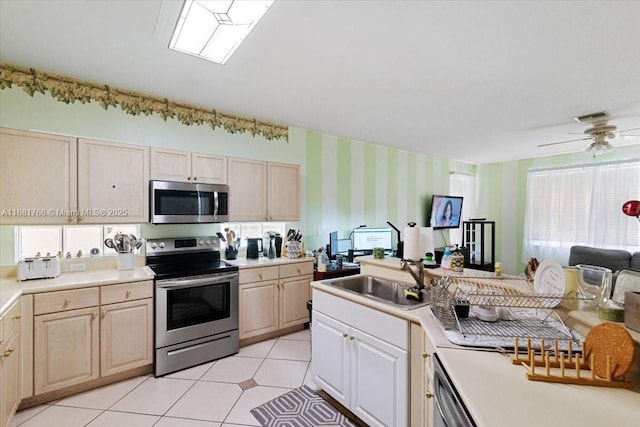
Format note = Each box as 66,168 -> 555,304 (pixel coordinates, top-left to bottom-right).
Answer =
522,160 -> 640,264
449,173 -> 476,246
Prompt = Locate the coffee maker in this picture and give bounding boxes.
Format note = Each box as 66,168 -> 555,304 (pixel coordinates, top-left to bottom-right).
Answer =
247,238 -> 262,259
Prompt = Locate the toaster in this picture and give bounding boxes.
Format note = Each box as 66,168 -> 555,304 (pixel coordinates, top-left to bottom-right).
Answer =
17,256 -> 61,281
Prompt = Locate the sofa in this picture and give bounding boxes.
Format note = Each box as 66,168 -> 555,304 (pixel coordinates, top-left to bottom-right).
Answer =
567,245 -> 640,291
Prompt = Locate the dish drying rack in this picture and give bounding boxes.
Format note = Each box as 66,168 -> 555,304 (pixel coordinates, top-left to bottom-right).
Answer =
430,275 -> 583,346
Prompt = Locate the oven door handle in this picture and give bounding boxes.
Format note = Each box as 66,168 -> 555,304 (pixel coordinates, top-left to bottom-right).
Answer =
156,274 -> 238,289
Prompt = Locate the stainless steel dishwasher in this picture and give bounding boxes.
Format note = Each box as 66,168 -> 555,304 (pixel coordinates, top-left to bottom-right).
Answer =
433,353 -> 476,427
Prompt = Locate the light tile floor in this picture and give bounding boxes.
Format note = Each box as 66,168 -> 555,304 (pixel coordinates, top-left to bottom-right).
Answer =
10,329 -> 317,427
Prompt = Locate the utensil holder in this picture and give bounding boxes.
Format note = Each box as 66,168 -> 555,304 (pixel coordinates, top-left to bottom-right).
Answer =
117,253 -> 134,271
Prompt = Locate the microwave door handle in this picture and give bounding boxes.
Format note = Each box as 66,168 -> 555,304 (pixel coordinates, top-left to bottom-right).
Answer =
157,274 -> 237,289
214,191 -> 219,221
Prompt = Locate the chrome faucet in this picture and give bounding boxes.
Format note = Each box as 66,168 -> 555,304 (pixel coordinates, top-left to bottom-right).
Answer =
401,259 -> 425,289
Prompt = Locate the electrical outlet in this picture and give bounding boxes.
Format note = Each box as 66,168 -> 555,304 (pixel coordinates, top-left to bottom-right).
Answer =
70,262 -> 86,272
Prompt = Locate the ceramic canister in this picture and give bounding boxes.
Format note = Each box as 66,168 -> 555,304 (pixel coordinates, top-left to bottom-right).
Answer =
451,251 -> 464,272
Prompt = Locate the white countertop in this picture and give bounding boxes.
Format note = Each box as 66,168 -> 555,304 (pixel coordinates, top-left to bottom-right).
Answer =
311,275 -> 640,427
1,256 -> 313,314
0,266 -> 154,314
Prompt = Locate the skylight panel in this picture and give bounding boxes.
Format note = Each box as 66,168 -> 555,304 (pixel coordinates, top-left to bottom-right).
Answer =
169,0 -> 274,65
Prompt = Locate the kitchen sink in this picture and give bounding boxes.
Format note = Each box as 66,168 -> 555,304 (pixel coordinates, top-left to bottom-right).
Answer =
323,275 -> 430,310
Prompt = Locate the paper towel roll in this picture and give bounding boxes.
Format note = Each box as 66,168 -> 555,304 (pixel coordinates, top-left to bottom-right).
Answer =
403,225 -> 421,260
419,227 -> 435,257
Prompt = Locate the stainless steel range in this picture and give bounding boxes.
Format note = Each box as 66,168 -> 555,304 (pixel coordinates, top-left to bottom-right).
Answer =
146,236 -> 239,377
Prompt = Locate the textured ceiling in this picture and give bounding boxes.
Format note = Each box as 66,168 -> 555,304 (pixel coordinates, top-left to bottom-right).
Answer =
1,0 -> 639,163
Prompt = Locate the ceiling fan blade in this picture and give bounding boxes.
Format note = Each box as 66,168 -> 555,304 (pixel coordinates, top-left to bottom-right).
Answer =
538,137 -> 591,148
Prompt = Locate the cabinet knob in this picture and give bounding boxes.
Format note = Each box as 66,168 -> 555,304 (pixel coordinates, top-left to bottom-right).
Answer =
100,311 -> 106,319
78,216 -> 84,222
67,216 -> 74,223
187,177 -> 191,180
297,269 -> 301,275
426,392 -> 433,399
422,352 -> 429,359
342,332 -> 348,338
125,290 -> 131,298
349,336 -> 355,341
193,177 -> 197,181
13,314 -> 21,320
2,347 -> 14,358
258,274 -> 263,280
63,298 -> 71,307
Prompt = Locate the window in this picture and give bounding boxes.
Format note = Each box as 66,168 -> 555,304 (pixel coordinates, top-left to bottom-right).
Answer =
16,225 -> 141,261
522,160 -> 640,264
449,172 -> 477,245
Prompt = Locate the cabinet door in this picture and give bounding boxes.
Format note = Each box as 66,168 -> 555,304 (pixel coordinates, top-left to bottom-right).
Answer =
267,162 -> 300,221
0,128 -> 77,225
410,323 -> 433,427
150,147 -> 191,182
34,307 -> 99,395
350,327 -> 408,427
192,153 -> 227,184
239,280 -> 278,339
78,138 -> 149,223
311,311 -> 350,408
279,276 -> 311,329
100,298 -> 153,376
1,330 -> 20,427
228,157 -> 267,221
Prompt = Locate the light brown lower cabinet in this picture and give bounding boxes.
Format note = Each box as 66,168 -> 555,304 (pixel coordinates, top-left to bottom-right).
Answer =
34,306 -> 99,395
239,261 -> 313,340
33,281 -> 153,396
100,298 -> 153,377
1,298 -> 22,427
410,322 -> 435,427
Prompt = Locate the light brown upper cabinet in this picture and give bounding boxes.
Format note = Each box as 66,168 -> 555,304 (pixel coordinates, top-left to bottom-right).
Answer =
0,128 -> 77,225
150,148 -> 227,184
228,158 -> 300,222
77,138 -> 149,223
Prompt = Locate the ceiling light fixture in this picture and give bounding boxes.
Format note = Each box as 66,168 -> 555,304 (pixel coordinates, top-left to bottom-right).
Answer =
585,136 -> 613,157
169,0 -> 274,65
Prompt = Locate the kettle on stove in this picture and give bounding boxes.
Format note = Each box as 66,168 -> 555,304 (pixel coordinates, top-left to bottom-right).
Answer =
247,238 -> 262,259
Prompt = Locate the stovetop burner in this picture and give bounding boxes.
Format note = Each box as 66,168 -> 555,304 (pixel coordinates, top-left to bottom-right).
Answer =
146,236 -> 239,280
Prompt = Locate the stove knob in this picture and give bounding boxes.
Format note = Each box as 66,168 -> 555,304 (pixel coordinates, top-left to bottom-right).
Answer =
150,243 -> 157,249
205,239 -> 211,245
198,239 -> 204,245
158,242 -> 165,249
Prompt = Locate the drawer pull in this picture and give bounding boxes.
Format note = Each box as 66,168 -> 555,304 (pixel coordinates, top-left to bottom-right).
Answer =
3,347 -> 15,357
297,269 -> 301,275
426,392 -> 433,399
125,290 -> 131,298
343,332 -> 348,338
259,274 -> 263,280
13,314 -> 21,320
63,298 -> 71,307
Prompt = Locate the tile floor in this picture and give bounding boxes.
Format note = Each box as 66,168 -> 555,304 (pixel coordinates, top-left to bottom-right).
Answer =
10,329 -> 317,427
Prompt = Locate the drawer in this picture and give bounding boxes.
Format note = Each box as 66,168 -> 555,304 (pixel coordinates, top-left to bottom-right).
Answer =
1,298 -> 22,341
239,266 -> 279,284
34,287 -> 99,315
279,261 -> 313,279
101,280 -> 153,305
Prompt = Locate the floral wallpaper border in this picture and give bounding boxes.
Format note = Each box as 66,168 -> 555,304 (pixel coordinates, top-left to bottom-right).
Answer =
0,63 -> 288,141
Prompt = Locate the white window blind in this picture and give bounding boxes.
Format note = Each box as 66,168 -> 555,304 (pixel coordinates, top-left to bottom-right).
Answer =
522,160 -> 640,264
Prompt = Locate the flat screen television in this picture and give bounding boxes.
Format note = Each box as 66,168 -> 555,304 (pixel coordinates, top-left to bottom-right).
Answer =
428,195 -> 463,230
352,228 -> 393,252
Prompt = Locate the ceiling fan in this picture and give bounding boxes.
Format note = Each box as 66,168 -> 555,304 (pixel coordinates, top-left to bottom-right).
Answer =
538,112 -> 640,156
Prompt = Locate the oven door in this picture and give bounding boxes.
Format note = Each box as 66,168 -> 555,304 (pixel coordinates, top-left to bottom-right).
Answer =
155,272 -> 238,348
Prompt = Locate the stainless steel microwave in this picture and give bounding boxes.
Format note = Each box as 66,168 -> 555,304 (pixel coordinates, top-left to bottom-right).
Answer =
150,180 -> 229,224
